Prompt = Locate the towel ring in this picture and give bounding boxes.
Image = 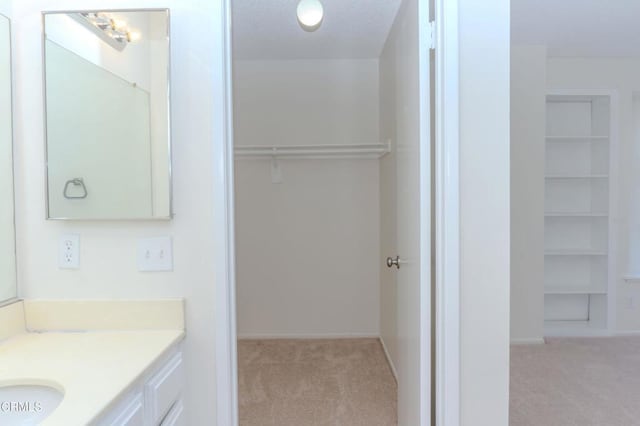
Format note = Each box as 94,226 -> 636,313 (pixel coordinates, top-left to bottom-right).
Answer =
63,178 -> 88,199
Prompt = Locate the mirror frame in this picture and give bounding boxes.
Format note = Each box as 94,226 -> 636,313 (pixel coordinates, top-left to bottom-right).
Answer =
41,9 -> 173,221
0,11 -> 18,305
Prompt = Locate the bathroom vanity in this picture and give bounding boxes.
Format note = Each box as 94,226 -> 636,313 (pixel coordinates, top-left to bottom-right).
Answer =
0,300 -> 185,426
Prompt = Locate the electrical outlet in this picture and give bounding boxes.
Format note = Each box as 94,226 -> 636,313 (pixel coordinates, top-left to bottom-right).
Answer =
138,236 -> 173,272
58,234 -> 80,269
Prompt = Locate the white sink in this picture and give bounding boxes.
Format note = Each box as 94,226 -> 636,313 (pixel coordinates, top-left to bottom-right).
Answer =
0,384 -> 64,425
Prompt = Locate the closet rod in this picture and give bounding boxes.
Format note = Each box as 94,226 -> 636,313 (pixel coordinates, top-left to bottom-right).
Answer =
234,141 -> 391,159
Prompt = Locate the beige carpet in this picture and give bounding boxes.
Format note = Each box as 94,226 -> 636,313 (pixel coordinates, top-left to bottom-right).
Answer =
238,338 -> 398,426
510,336 -> 640,426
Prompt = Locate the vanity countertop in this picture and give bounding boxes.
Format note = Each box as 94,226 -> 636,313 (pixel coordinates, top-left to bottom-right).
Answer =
0,299 -> 185,425
0,330 -> 184,425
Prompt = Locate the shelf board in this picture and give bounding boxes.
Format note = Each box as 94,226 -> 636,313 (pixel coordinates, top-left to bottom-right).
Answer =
544,285 -> 607,295
546,136 -> 609,142
545,212 -> 608,217
544,249 -> 607,256
545,174 -> 609,179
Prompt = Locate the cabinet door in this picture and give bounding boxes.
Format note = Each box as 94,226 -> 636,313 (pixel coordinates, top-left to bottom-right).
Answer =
96,393 -> 144,426
145,353 -> 184,424
160,400 -> 185,426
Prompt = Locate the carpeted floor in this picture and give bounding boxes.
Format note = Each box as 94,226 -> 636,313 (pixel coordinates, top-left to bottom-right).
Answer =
238,338 -> 398,426
510,336 -> 640,426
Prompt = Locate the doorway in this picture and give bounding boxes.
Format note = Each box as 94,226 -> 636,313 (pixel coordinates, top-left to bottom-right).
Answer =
511,1 -> 640,424
229,0 -> 433,424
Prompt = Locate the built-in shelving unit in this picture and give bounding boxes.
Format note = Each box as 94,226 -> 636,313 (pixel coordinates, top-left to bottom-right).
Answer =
544,93 -> 613,336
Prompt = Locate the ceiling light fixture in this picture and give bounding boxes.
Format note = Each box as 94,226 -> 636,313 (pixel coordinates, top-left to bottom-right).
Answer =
296,0 -> 324,32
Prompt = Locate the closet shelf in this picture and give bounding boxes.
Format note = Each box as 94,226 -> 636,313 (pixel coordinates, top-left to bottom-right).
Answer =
544,249 -> 608,256
545,174 -> 609,179
544,212 -> 608,217
544,285 -> 607,295
234,142 -> 391,160
545,136 -> 609,142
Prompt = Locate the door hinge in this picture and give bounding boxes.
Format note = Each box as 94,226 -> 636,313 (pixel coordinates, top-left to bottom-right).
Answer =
427,20 -> 436,50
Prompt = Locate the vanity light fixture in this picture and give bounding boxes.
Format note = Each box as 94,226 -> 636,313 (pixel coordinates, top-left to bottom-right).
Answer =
73,12 -> 141,51
297,0 -> 324,32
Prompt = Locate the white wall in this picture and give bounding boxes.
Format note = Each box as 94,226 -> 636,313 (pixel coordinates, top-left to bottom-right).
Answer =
459,0 -> 510,424
546,57 -> 640,332
12,0 -> 223,422
233,59 -> 381,337
233,59 -> 380,146
0,10 -> 16,302
510,45 -> 546,343
235,160 -> 381,337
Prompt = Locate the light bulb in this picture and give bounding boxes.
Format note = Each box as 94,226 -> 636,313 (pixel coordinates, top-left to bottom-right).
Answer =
297,0 -> 324,32
128,31 -> 141,42
111,19 -> 127,31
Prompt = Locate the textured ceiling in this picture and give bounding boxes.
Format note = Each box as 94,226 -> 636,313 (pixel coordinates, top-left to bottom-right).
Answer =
232,0 -> 402,60
512,0 -> 640,57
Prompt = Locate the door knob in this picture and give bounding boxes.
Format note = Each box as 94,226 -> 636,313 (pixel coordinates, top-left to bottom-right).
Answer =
386,256 -> 400,269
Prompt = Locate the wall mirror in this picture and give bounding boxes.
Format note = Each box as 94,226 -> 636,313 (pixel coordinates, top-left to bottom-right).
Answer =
0,13 -> 17,303
43,10 -> 172,220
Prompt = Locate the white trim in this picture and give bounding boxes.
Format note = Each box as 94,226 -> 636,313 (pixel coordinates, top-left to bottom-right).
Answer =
434,0 -> 460,425
510,338 -> 546,345
237,333 -> 380,340
608,91 -> 620,334
615,331 -> 640,336
418,2 -> 433,425
544,329 -> 612,338
380,336 -> 398,381
214,0 -> 238,425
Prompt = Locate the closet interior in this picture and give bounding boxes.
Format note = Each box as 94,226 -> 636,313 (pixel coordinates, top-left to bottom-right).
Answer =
231,0 -> 418,424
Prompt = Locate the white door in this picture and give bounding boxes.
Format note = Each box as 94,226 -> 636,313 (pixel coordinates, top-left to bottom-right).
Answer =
388,0 -> 432,424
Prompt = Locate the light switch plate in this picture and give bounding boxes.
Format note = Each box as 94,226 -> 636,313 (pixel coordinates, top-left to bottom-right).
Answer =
138,236 -> 173,272
59,234 -> 80,269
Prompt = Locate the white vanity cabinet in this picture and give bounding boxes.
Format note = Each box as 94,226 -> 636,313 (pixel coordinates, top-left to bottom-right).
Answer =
94,346 -> 184,426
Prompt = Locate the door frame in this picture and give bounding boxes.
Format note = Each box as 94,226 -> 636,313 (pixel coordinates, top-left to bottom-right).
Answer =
434,0 -> 461,424
213,0 -> 461,424
214,0 -> 238,425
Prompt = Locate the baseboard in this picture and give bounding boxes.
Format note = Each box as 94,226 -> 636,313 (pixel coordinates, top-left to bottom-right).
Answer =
379,336 -> 398,382
510,338 -> 546,345
616,330 -> 640,336
237,332 -> 380,340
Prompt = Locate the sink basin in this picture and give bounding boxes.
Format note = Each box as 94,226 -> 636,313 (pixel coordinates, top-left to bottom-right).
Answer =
0,384 -> 64,425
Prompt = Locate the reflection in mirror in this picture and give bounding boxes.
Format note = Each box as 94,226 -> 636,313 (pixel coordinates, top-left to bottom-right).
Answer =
0,13 -> 17,303
43,10 -> 172,220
